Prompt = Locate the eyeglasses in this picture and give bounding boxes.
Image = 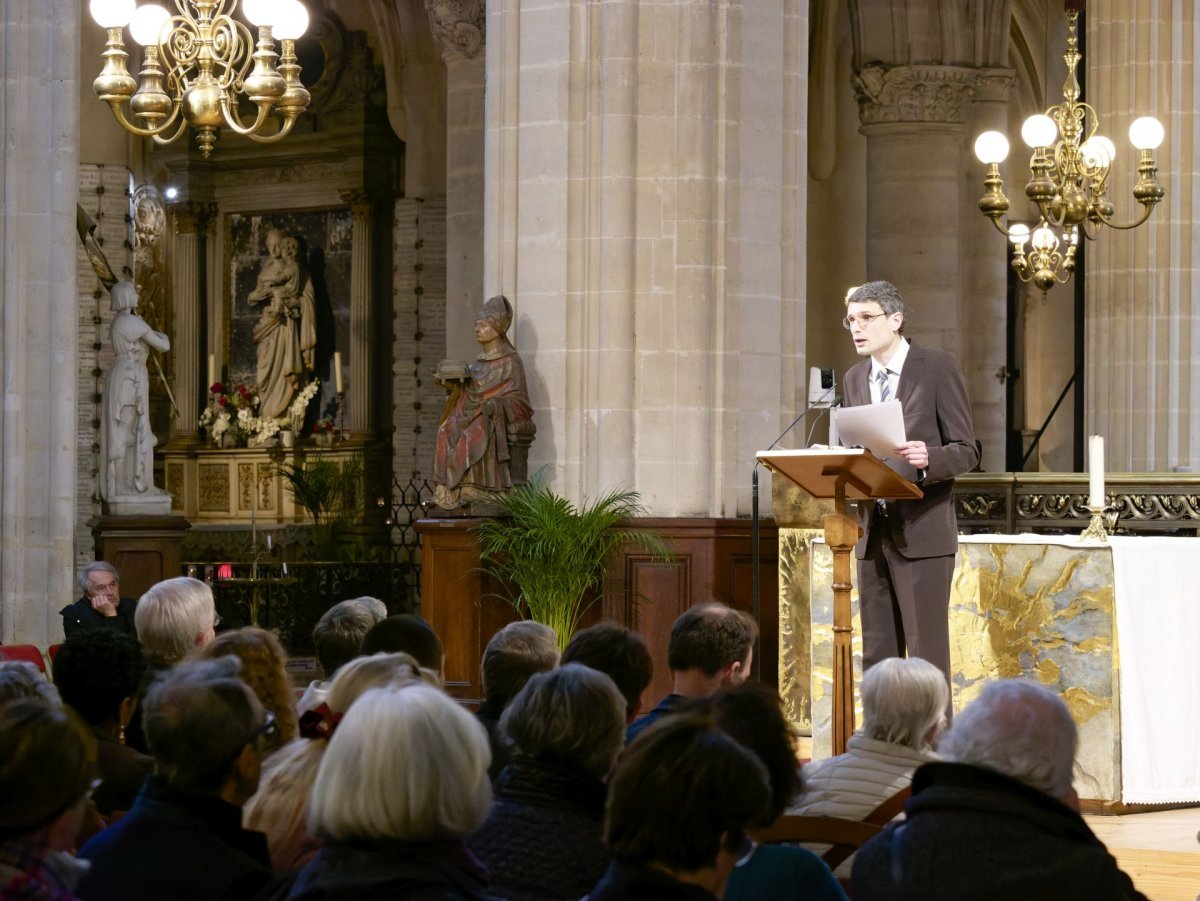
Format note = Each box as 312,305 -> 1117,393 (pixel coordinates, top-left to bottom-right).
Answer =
733,833 -> 759,868
842,312 -> 888,330
250,710 -> 278,745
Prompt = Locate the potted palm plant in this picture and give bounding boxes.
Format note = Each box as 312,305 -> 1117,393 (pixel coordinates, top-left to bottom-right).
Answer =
474,466 -> 672,651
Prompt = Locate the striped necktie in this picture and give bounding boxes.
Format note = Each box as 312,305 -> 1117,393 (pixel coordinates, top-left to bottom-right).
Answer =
876,368 -> 891,403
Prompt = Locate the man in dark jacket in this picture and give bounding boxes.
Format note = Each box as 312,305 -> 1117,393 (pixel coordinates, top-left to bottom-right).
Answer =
77,657 -> 274,900
60,561 -> 137,638
852,680 -> 1146,900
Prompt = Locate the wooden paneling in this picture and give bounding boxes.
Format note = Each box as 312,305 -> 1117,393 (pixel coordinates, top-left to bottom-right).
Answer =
417,516 -> 778,708
91,515 -> 192,602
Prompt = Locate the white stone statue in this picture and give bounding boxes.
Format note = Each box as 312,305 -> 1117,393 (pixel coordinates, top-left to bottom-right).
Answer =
100,280 -> 172,514
249,229 -> 317,419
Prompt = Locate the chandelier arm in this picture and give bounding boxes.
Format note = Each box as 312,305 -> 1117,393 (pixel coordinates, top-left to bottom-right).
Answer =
105,101 -> 184,138
219,97 -> 275,137
987,217 -> 1012,237
239,115 -> 302,144
1091,205 -> 1158,231
150,115 -> 191,147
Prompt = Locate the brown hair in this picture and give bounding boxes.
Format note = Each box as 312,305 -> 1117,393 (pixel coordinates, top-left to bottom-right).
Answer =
196,627 -> 298,751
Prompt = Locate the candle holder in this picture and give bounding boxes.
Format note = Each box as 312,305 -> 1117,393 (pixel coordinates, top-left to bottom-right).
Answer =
336,390 -> 346,441
1079,503 -> 1111,543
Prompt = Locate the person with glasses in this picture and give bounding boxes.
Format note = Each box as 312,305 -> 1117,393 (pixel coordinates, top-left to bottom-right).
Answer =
77,657 -> 274,901
61,561 -> 137,638
840,281 -> 978,703
589,713 -> 771,900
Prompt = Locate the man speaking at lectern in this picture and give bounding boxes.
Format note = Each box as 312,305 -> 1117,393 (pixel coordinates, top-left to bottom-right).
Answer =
841,281 -> 978,693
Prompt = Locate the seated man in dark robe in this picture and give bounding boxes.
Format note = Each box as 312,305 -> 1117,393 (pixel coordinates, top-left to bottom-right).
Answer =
60,562 -> 136,638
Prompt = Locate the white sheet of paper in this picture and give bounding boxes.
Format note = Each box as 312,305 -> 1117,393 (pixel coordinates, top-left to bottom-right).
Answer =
832,400 -> 907,458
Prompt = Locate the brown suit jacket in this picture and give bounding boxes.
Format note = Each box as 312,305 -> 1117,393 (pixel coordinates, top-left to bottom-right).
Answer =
843,342 -> 978,560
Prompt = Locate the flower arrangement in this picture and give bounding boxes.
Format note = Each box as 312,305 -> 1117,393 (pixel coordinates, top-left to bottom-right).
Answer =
200,382 -> 259,446
288,378 -> 320,429
311,415 -> 336,434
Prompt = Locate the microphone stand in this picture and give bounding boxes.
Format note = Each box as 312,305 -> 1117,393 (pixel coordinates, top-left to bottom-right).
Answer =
750,386 -> 837,679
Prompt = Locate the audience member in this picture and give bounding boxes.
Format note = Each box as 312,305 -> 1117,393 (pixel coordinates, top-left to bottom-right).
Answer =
196,626 -> 299,753
591,713 -> 771,899
0,660 -> 60,706
852,679 -> 1146,900
60,561 -> 136,638
471,663 -> 625,898
283,682 -> 493,899
561,621 -> 654,723
134,576 -> 219,669
299,598 -> 390,713
476,619 -> 559,779
626,602 -> 756,743
244,652 -> 436,870
78,657 -> 274,900
0,700 -> 98,898
52,630 -> 153,816
788,656 -> 947,875
360,614 -> 445,677
688,684 -> 846,901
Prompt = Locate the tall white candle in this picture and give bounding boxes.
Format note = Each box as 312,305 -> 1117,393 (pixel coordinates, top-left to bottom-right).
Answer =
208,354 -> 216,389
1088,434 -> 1105,507
334,352 -> 344,393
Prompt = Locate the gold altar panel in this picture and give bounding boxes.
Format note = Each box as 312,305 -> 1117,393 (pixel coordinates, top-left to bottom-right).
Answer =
787,535 -> 1119,801
778,529 -> 821,733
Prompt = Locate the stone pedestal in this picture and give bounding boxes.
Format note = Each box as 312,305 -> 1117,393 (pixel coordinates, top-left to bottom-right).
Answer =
91,514 -> 192,602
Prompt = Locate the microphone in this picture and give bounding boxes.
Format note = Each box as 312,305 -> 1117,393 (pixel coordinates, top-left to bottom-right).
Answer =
767,384 -> 838,451
804,397 -> 842,449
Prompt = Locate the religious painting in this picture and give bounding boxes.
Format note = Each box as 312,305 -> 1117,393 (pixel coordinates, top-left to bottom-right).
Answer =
226,207 -> 352,429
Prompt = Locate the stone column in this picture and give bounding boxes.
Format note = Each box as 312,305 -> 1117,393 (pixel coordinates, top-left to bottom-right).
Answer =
1086,2 -> 1198,471
853,65 -> 977,353
169,202 -> 215,441
0,0 -> 81,643
484,0 -> 807,514
340,189 -> 374,435
425,0 -> 486,363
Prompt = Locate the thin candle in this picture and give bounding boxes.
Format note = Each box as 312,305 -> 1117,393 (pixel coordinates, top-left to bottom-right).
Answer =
1088,435 -> 1105,507
334,351 -> 344,393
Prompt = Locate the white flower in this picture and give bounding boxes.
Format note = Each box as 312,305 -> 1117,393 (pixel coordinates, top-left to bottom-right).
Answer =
290,377 -> 321,421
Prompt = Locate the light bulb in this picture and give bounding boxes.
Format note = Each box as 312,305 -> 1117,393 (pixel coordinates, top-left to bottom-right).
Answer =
1021,114 -> 1058,149
243,0 -> 281,27
1008,223 -> 1030,247
1129,116 -> 1165,150
90,0 -> 136,28
1080,135 -> 1116,168
1031,224 -> 1058,252
129,4 -> 171,46
274,0 -> 309,40
974,131 -> 1010,165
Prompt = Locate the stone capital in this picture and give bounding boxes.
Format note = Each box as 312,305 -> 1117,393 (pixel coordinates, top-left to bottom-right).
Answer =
973,68 -> 1018,105
424,0 -> 485,60
170,201 -> 218,235
853,64 -> 978,127
338,188 -> 374,218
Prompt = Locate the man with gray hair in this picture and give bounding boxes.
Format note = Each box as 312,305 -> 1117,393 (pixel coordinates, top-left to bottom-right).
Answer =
852,679 -> 1145,899
297,597 -> 390,714
60,561 -> 137,638
77,657 -> 274,900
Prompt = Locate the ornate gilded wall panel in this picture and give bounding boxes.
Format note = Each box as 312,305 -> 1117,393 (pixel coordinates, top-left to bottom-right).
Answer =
198,464 -> 231,513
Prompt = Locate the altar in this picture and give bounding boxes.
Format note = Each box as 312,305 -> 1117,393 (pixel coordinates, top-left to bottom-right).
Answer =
784,532 -> 1200,807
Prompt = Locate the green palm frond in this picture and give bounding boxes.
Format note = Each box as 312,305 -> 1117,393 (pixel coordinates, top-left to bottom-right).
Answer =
474,466 -> 672,650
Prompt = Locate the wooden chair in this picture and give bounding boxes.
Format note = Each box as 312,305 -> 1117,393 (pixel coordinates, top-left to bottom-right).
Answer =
760,815 -> 883,870
0,644 -> 48,673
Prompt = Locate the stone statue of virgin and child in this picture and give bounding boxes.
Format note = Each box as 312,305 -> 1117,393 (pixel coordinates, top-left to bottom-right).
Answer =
248,228 -> 317,420
432,294 -> 536,510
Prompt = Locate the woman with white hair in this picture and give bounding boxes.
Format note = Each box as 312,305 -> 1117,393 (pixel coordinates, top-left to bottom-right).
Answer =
787,657 -> 948,872
283,681 -> 493,899
244,652 -> 437,870
134,576 -> 219,669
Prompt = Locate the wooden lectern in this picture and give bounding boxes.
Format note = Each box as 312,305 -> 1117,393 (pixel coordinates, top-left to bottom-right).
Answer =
757,448 -> 922,755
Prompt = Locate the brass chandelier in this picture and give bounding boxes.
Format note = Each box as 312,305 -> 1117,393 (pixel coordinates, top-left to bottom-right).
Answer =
89,0 -> 311,159
973,3 -> 1165,293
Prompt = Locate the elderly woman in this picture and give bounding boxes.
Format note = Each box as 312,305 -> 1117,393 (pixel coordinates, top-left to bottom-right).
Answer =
787,656 -> 948,874
470,663 -> 626,899
283,682 -> 493,899
0,699 -> 98,897
244,652 -> 437,870
134,576 -> 218,669
195,627 -> 299,754
52,630 -> 153,816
